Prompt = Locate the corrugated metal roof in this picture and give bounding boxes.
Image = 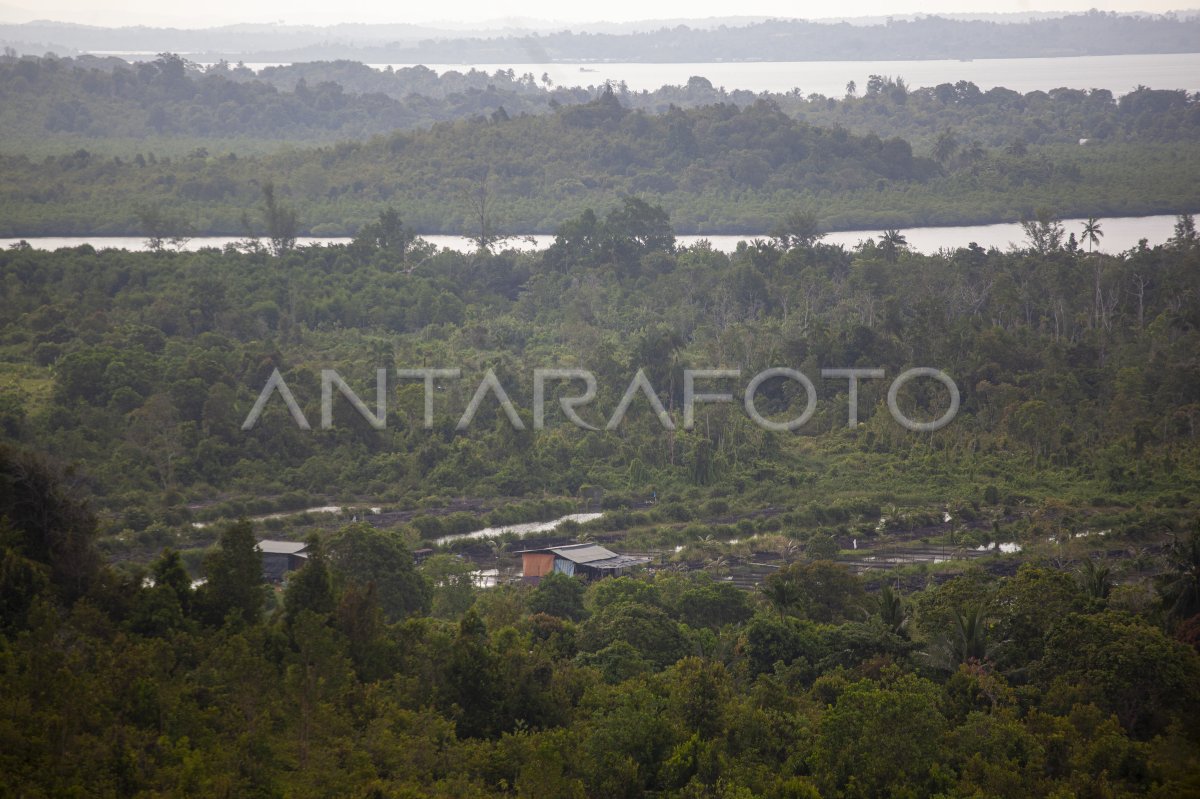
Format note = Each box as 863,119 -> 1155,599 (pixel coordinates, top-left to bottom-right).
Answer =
256,540 -> 308,555
516,543 -> 652,571
586,554 -> 653,570
549,543 -> 619,564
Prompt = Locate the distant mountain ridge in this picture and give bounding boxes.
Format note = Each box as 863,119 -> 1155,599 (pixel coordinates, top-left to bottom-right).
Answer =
2,11 -> 1199,62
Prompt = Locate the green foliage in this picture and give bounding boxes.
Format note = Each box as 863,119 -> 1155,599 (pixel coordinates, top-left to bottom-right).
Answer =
1,58 -> 1200,791
1160,525 -> 1200,623
326,522 -> 431,621
1038,610 -> 1200,739
741,612 -> 825,677
195,519 -> 264,626
283,536 -> 336,624
578,602 -> 688,670
0,443 -> 100,602
875,583 -> 909,637
529,572 -> 587,621
422,553 -> 477,619
763,561 -> 867,624
670,575 -> 754,629
3,53 -> 1200,234
811,673 -> 949,798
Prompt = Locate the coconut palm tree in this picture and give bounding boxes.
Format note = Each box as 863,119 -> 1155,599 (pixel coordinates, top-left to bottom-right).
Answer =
1078,557 -> 1112,601
876,583 -> 909,637
933,128 -> 958,163
951,605 -> 992,662
1081,217 -> 1104,253
761,570 -> 804,620
879,229 -> 908,263
1160,526 -> 1200,623
925,604 -> 992,670
487,538 -> 509,569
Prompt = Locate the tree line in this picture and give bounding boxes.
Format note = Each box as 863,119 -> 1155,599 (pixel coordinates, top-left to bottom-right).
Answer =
0,439 -> 1198,796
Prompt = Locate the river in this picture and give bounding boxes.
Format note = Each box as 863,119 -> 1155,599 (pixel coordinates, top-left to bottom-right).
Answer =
435,513 -> 603,546
2,213 -> 1188,256
374,53 -> 1200,96
137,53 -> 1200,96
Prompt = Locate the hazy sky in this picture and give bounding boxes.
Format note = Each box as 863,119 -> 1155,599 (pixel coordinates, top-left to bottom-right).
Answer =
0,1 -> 1190,27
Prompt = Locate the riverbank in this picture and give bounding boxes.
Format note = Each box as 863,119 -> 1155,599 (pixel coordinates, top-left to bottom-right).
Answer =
2,213 -> 1190,256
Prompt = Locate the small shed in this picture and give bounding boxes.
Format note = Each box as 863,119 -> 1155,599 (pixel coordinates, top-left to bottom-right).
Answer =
257,540 -> 309,582
518,543 -> 651,584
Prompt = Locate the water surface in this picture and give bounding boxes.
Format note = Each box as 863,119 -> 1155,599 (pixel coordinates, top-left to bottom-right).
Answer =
3,213 -> 1185,256
376,53 -> 1200,96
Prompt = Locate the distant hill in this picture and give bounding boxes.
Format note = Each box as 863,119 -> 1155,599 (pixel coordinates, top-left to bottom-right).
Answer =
1,53 -> 1196,154
1,12 -> 1198,63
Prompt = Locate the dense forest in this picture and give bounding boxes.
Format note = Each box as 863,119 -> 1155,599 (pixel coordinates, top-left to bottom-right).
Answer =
1,205 -> 1200,795
1,58 -> 1198,234
3,12 -> 1200,794
4,53 -> 1198,153
1,202 -> 1199,534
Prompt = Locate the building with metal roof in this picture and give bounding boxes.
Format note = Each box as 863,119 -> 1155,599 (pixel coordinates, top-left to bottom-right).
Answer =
256,539 -> 309,582
517,542 -> 652,583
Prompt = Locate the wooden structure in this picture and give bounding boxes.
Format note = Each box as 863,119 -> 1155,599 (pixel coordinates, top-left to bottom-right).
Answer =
518,543 -> 651,584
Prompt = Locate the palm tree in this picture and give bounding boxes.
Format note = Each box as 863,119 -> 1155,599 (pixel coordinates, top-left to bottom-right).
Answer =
1078,557 -> 1112,602
933,128 -> 958,163
704,554 -> 730,574
761,570 -> 804,621
951,605 -> 992,662
779,540 -> 802,564
876,583 -> 909,637
1160,526 -> 1200,623
879,229 -> 907,263
487,538 -> 509,569
1081,217 -> 1104,253
925,604 -> 992,670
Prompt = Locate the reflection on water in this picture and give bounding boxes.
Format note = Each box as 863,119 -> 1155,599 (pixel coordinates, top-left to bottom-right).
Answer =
435,512 -> 603,546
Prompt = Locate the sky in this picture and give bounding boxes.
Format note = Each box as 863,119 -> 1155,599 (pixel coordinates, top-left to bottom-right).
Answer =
0,1 -> 1190,28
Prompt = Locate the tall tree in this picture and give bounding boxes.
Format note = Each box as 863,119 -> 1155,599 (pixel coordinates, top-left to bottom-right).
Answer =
325,523 -> 430,621
761,568 -> 803,620
196,519 -> 264,626
1079,557 -> 1113,602
933,127 -> 958,163
1081,216 -> 1104,253
879,229 -> 908,263
260,180 -> 298,255
925,604 -> 993,670
462,168 -> 509,253
1020,208 -> 1065,255
284,535 -> 336,625
876,583 -> 909,637
1169,213 -> 1198,249
0,444 -> 100,603
1160,525 -> 1200,624
771,209 -> 825,251
529,571 -> 587,621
